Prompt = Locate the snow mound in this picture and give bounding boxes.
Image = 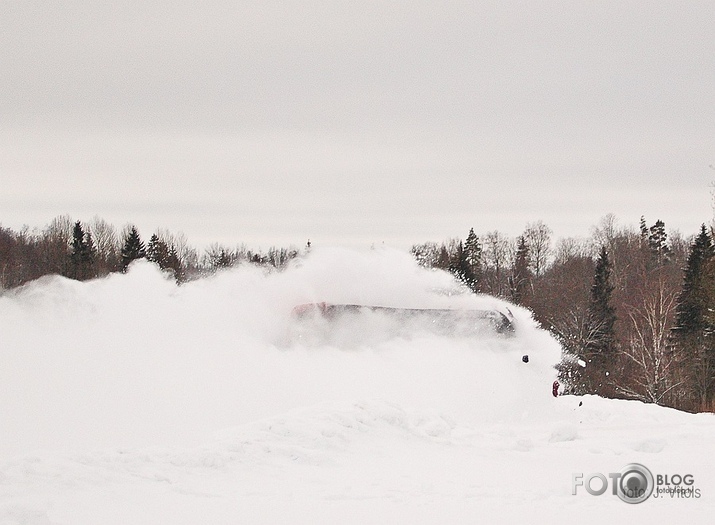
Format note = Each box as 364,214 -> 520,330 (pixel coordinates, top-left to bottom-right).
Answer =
0,247 -> 560,457
3,247 -> 712,524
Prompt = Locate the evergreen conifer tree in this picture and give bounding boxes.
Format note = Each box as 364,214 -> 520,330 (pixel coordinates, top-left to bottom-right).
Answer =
588,246 -> 617,351
69,220 -> 96,280
121,226 -> 146,272
648,219 -> 670,267
69,221 -> 85,279
510,236 -> 531,305
165,245 -> 184,283
449,241 -> 477,292
464,228 -> 483,292
146,234 -> 170,269
639,216 -> 648,239
673,225 -> 714,337
583,246 -> 617,394
672,225 -> 715,409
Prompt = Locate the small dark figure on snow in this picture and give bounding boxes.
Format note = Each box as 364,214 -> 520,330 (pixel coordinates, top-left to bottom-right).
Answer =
552,380 -> 560,397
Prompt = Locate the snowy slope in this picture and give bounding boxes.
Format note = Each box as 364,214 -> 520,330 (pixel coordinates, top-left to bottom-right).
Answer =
1,248 -> 713,524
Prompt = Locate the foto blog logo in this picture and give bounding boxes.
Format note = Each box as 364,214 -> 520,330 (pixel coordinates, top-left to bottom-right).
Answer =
572,463 -> 701,504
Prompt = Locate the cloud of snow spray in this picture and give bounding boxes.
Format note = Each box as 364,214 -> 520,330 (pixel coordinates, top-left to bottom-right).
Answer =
0,247 -> 561,457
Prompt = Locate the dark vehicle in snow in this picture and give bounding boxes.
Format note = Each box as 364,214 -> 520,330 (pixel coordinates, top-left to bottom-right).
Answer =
292,303 -> 515,336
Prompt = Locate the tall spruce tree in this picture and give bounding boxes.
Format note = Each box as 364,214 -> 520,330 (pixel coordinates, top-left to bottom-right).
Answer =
589,247 -> 617,348
165,245 -> 185,283
583,246 -> 617,394
639,216 -> 649,241
146,234 -> 170,269
510,236 -> 531,305
648,219 -> 670,267
673,225 -> 714,337
449,241 -> 477,292
121,226 -> 146,272
69,221 -> 86,279
673,225 -> 715,409
464,228 -> 483,292
69,220 -> 96,280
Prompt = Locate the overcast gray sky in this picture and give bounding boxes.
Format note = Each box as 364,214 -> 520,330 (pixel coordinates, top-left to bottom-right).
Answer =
1,1 -> 714,249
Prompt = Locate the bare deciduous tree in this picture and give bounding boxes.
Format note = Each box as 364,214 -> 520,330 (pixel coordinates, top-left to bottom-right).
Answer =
616,279 -> 682,404
553,237 -> 589,266
524,220 -> 552,278
89,215 -> 120,273
483,230 -> 512,297
40,215 -> 74,276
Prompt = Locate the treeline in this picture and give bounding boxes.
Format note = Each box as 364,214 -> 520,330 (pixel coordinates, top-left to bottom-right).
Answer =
413,215 -> 715,413
0,215 -> 301,288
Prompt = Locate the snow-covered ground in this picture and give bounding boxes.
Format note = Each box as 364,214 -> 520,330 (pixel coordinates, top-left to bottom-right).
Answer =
1,248 -> 713,524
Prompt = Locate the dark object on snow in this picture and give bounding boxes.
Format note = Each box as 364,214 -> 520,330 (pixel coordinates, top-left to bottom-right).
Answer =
522,355 -> 529,363
292,303 -> 515,335
552,380 -> 560,397
579,401 -> 583,407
